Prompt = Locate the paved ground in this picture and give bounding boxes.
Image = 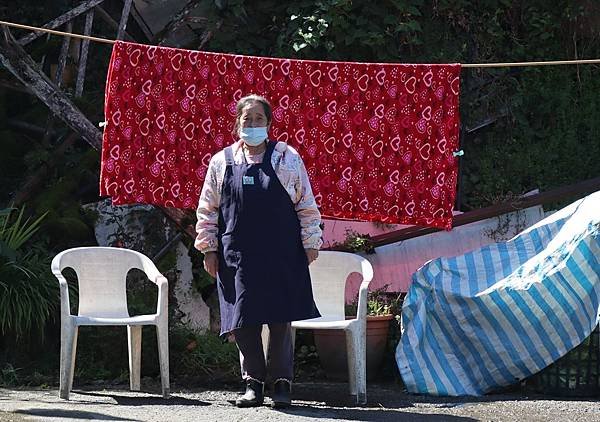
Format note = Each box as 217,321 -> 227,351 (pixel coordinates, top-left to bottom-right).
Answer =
1,382 -> 599,422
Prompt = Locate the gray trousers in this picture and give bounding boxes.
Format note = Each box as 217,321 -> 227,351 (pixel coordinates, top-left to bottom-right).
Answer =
234,323 -> 294,383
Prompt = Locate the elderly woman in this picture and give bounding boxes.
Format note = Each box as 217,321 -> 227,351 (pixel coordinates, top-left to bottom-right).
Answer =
195,94 -> 322,408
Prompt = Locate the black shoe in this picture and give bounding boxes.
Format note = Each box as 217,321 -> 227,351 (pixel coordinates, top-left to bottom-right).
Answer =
271,379 -> 291,409
235,379 -> 264,408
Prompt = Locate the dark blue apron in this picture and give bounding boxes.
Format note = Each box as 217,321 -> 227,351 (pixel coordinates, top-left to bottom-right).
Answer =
216,140 -> 321,335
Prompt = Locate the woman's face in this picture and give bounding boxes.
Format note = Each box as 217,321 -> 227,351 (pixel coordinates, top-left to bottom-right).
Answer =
239,101 -> 270,129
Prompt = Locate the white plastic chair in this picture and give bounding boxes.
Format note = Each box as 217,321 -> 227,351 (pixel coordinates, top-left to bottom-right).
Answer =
263,251 -> 373,404
51,247 -> 170,400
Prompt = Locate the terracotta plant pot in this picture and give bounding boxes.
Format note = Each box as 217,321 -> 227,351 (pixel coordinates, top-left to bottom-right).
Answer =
313,314 -> 394,381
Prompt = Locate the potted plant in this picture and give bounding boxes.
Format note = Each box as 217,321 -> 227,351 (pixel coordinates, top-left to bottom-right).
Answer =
312,285 -> 400,381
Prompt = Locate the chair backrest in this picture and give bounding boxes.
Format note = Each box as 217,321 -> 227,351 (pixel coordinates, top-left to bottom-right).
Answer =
52,247 -> 150,318
309,251 -> 373,319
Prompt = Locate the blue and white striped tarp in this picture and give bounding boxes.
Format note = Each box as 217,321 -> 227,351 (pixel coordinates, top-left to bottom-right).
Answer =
396,190 -> 600,396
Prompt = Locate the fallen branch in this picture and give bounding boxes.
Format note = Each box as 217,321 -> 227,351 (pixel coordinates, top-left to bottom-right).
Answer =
0,27 -> 102,149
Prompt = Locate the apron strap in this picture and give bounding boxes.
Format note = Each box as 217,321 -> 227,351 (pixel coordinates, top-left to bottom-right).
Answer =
224,146 -> 235,166
263,140 -> 277,170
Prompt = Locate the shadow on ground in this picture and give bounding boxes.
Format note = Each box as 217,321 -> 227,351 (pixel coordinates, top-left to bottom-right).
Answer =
290,381 -> 600,408
15,408 -> 140,421
73,390 -> 210,406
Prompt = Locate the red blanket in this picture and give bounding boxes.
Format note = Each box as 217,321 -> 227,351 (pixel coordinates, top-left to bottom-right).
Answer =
100,41 -> 461,229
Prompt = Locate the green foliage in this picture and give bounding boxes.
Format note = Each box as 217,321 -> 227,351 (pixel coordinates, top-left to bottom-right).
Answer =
340,229 -> 375,254
170,326 -> 240,381
73,326 -> 129,381
73,325 -> 240,384
125,270 -> 159,317
419,0 -> 600,208
283,0 -> 424,60
0,207 -> 46,250
201,0 -> 425,61
0,356 -> 54,387
345,284 -> 403,316
294,330 -> 324,380
462,64 -> 600,208
0,363 -> 20,387
367,287 -> 393,316
0,207 -> 58,338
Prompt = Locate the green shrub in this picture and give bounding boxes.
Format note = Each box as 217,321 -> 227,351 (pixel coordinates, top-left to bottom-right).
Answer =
170,326 -> 240,382
0,363 -> 20,387
0,207 -> 58,338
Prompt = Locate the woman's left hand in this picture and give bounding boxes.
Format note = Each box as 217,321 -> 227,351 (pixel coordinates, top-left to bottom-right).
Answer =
305,248 -> 319,265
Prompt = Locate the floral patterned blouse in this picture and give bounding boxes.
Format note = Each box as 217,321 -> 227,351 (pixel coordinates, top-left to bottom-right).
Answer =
195,140 -> 323,253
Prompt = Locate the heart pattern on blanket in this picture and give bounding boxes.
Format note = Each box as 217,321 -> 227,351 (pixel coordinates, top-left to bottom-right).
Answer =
101,41 -> 461,229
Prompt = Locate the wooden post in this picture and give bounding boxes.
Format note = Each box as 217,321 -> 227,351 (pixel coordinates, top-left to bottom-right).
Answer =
54,22 -> 72,89
17,0 -> 105,46
95,6 -> 135,42
116,0 -> 133,41
40,21 -> 72,149
75,10 -> 94,97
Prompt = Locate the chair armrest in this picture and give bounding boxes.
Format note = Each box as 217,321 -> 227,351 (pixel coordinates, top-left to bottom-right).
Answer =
51,259 -> 72,318
355,280 -> 370,322
136,253 -> 168,316
355,258 -> 374,322
156,275 -> 168,316
138,254 -> 167,287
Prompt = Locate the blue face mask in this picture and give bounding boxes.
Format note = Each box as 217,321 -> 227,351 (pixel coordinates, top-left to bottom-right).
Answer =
240,126 -> 268,146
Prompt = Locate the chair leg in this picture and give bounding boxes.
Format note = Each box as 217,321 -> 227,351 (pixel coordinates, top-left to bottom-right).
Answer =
156,319 -> 170,398
127,325 -> 142,391
261,324 -> 270,364
59,321 -> 78,400
69,327 -> 78,393
346,328 -> 367,405
291,327 -> 297,353
345,329 -> 357,395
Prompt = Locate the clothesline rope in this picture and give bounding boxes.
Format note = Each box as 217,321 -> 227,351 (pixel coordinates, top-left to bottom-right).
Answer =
0,20 -> 116,45
3,19 -> 600,68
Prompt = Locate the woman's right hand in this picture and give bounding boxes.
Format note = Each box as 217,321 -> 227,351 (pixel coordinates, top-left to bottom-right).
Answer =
203,251 -> 218,278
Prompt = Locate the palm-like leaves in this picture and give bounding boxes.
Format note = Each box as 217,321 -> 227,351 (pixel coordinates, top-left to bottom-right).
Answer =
0,207 -> 57,338
0,207 -> 47,249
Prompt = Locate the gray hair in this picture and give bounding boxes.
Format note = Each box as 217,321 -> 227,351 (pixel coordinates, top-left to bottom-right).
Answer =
233,94 -> 272,134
